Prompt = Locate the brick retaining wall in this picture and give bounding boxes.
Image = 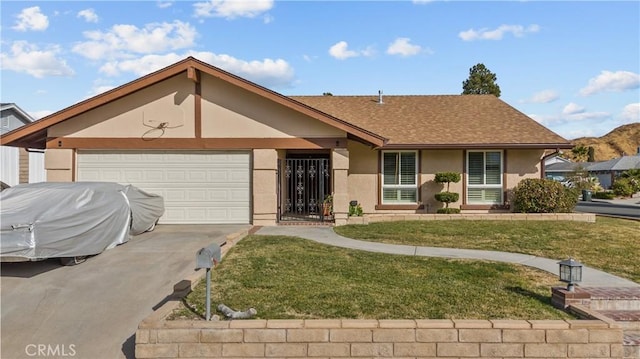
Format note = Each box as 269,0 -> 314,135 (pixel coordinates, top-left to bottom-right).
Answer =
136,318 -> 624,358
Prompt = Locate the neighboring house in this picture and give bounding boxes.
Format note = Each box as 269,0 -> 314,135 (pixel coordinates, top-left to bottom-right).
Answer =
587,154 -> 640,189
545,152 -> 640,189
1,103 -> 45,187
0,57 -> 571,225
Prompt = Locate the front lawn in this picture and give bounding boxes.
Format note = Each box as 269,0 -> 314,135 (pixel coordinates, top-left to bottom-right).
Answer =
334,217 -> 640,283
173,235 -> 572,320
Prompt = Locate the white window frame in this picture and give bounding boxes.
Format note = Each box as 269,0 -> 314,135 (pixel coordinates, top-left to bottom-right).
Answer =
466,150 -> 504,205
381,150 -> 418,204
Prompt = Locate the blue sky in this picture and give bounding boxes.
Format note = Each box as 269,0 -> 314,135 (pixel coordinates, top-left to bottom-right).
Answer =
1,1 -> 638,140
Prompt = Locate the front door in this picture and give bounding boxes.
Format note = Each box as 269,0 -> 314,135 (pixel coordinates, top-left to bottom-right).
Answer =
280,157 -> 331,222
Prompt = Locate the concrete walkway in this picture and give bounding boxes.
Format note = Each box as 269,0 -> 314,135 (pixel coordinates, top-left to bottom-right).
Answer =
256,226 -> 639,288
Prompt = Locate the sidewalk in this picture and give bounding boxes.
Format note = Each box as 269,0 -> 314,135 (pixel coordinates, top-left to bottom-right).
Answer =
256,226 -> 639,288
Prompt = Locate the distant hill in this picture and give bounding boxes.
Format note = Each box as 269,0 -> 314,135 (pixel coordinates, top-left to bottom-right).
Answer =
568,123 -> 640,161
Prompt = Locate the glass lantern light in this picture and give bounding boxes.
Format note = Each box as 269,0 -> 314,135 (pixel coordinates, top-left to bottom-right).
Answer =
558,258 -> 583,292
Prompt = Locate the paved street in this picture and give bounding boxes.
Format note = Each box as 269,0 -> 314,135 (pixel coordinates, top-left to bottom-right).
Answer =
575,197 -> 640,220
1,224 -> 249,359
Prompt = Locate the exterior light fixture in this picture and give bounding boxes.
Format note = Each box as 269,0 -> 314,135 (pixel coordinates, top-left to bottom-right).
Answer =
558,258 -> 583,292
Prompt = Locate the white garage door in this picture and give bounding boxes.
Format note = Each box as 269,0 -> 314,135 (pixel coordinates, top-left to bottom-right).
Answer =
77,150 -> 250,224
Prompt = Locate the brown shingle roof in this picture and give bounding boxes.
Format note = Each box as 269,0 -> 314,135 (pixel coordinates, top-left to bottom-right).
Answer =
291,94 -> 571,149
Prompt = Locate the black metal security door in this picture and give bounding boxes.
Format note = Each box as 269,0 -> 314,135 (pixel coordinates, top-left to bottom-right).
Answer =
282,158 -> 330,222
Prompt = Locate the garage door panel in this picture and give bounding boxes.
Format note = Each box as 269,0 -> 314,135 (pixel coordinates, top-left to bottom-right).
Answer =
77,150 -> 250,224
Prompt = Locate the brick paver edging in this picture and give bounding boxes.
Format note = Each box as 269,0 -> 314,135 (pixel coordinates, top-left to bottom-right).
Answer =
346,212 -> 596,225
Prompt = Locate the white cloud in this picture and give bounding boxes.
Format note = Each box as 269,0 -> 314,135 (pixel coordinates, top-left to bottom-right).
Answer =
579,70 -> 640,96
302,54 -> 317,62
72,20 -> 198,60
0,41 -> 74,78
99,52 -> 295,88
328,41 -> 375,60
157,1 -> 173,9
77,9 -> 98,23
329,41 -> 358,60
386,37 -> 422,57
619,103 -> 640,124
526,90 -> 559,104
562,102 -> 585,115
193,0 -> 273,19
12,6 -> 49,31
412,0 -> 434,3
566,111 -> 610,122
529,108 -> 609,125
459,24 -> 539,41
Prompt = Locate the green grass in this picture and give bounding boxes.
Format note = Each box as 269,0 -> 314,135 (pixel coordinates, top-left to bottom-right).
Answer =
173,235 -> 572,321
334,217 -> 640,283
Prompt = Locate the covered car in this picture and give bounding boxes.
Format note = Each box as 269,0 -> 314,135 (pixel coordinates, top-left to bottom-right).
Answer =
0,182 -> 164,262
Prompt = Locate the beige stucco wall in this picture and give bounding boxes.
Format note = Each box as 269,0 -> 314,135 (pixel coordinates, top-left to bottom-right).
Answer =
347,141 -> 378,213
45,149 -> 74,182
332,148 -> 350,225
505,149 -> 544,202
49,75 -> 195,139
253,149 -> 278,225
200,75 -> 345,139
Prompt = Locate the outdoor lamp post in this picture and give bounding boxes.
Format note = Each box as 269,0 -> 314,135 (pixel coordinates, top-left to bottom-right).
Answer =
558,258 -> 583,292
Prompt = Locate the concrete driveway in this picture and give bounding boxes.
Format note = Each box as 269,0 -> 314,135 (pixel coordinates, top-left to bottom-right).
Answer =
1,224 -> 250,359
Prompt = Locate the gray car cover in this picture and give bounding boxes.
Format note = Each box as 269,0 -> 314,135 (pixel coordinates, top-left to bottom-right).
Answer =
0,182 -> 164,260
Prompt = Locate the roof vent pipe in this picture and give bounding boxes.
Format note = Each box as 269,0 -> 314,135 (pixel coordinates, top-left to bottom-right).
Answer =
378,90 -> 384,104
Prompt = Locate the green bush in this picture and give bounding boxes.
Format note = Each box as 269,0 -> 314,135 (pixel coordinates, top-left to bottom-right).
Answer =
348,203 -> 363,217
434,172 -> 461,211
436,208 -> 461,214
612,178 -> 635,197
592,191 -> 615,200
512,178 -> 578,213
434,172 -> 461,184
434,191 -> 459,204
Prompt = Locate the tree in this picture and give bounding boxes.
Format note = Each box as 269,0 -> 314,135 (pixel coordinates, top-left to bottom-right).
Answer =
461,63 -> 501,97
571,145 -> 589,162
587,146 -> 595,162
434,172 -> 461,214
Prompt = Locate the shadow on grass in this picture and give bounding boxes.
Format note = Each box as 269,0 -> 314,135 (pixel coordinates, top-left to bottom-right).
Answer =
506,286 -> 554,307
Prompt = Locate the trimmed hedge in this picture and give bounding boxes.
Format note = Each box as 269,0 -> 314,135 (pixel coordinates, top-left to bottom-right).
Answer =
436,208 -> 461,214
434,191 -> 459,204
592,191 -> 615,200
513,178 -> 578,213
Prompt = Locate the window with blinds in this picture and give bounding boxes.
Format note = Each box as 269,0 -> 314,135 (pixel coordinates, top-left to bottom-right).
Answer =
381,151 -> 418,204
467,151 -> 503,204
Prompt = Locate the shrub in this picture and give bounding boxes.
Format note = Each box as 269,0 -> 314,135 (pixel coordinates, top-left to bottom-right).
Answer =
434,192 -> 459,204
612,178 -> 635,197
512,178 -> 578,213
434,172 -> 461,184
436,208 -> 461,214
620,169 -> 640,193
434,172 -> 461,212
592,191 -> 615,200
348,203 -> 363,217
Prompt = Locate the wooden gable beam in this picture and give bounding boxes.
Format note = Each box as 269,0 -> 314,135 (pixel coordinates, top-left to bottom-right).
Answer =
187,66 -> 200,83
